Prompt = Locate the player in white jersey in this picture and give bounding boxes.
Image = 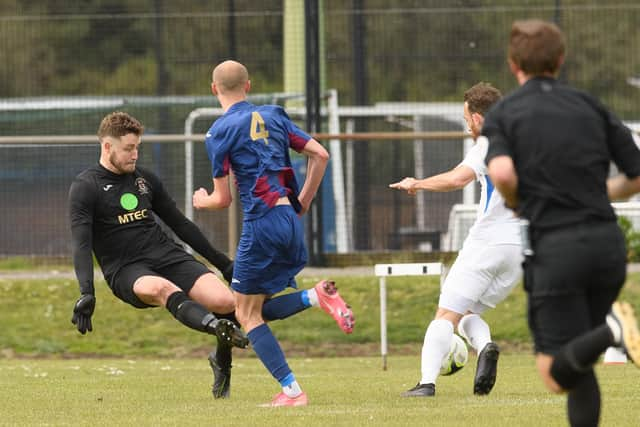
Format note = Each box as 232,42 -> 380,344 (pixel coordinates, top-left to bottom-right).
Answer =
390,82 -> 522,397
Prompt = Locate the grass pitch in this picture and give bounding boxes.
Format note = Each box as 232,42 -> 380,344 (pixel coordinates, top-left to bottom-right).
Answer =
2,354 -> 640,426
2,271 -> 639,357
2,269 -> 640,425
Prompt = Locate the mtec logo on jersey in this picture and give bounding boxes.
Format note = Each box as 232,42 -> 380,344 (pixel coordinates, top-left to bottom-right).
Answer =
118,193 -> 148,224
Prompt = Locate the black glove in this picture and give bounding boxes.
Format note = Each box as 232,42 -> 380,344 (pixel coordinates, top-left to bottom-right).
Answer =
222,261 -> 234,283
71,294 -> 96,335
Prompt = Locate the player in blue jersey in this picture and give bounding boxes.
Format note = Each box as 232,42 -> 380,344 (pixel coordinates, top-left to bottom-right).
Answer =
193,60 -> 354,407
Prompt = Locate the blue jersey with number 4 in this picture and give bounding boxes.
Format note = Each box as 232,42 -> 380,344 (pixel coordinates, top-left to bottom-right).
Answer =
205,101 -> 311,220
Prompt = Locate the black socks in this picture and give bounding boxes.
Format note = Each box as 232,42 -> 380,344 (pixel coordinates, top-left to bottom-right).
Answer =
567,371 -> 600,427
550,324 -> 613,389
166,291 -> 216,333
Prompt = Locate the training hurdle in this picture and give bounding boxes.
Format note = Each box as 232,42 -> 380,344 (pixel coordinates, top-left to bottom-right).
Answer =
374,262 -> 444,370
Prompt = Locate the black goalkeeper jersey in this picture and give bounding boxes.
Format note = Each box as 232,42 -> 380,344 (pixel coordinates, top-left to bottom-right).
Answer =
69,164 -> 229,295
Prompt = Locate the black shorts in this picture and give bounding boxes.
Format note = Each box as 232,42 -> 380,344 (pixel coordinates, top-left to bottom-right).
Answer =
525,221 -> 626,354
110,253 -> 211,309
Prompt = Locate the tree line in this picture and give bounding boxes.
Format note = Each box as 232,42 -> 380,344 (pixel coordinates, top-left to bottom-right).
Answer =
0,0 -> 638,118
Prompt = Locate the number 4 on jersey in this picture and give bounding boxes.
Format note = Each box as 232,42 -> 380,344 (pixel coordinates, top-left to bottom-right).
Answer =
250,111 -> 269,145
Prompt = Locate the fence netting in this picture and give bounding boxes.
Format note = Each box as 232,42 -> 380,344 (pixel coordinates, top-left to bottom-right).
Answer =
1,2 -> 639,263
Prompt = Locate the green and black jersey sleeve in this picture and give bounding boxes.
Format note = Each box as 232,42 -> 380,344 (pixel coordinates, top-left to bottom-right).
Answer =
69,176 -> 98,295
148,172 -> 232,271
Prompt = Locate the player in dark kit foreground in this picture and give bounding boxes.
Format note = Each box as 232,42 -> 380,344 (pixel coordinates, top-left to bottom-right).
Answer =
193,60 -> 355,407
484,19 -> 640,427
69,111 -> 247,399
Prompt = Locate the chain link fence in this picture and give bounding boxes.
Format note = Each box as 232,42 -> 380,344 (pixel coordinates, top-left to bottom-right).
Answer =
1,2 -> 639,263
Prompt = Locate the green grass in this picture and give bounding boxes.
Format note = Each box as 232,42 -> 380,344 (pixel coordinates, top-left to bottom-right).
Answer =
2,355 -> 640,426
0,273 -> 525,357
2,270 -> 640,425
1,271 -> 640,357
0,256 -> 76,270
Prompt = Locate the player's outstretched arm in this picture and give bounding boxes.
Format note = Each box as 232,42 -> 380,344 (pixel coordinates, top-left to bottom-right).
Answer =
141,169 -> 234,277
298,139 -> 329,214
68,180 -> 97,334
155,200 -> 233,279
193,176 -> 232,210
607,174 -> 640,201
389,165 -> 475,195
389,177 -> 420,195
70,231 -> 97,334
71,294 -> 96,335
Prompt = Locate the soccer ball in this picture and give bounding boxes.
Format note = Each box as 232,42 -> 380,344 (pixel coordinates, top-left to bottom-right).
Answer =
440,334 -> 469,376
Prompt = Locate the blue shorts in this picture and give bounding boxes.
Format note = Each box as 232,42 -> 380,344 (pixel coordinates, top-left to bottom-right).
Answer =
232,206 -> 307,295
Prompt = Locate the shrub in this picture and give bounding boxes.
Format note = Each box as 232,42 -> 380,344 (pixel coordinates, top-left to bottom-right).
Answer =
618,216 -> 640,261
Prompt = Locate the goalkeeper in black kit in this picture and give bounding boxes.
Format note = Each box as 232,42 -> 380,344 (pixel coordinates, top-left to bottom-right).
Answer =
68,111 -> 247,398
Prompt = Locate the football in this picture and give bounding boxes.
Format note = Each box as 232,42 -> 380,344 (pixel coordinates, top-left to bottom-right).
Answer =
440,334 -> 469,376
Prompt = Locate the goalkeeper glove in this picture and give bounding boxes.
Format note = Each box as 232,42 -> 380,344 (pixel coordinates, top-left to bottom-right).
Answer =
71,294 -> 96,335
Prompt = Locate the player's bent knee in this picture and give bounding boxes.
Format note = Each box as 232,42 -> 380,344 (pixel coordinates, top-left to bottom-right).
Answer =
539,367 -> 565,393
234,311 -> 262,332
213,296 -> 235,314
190,273 -> 235,313
133,276 -> 180,306
435,307 -> 463,327
541,372 -> 565,394
233,295 -> 265,332
537,354 -> 565,393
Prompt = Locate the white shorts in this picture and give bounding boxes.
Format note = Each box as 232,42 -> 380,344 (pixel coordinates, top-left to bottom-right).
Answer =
438,239 -> 522,315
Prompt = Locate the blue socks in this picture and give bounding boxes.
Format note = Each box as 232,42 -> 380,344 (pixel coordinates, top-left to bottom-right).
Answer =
248,323 -> 293,386
262,291 -> 311,321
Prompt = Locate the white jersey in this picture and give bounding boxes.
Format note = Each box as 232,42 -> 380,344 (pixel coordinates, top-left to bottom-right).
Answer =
458,137 -> 520,245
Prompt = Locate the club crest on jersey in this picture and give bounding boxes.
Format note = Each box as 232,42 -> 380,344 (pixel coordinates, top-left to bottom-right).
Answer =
135,177 -> 149,195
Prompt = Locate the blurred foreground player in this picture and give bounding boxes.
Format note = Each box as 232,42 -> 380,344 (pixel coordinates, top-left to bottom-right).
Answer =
485,19 -> 640,427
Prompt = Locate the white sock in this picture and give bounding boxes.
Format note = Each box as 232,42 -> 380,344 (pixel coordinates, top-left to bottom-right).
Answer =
458,313 -> 491,352
420,318 -> 454,385
606,313 -> 622,345
283,380 -> 303,397
306,288 -> 319,307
